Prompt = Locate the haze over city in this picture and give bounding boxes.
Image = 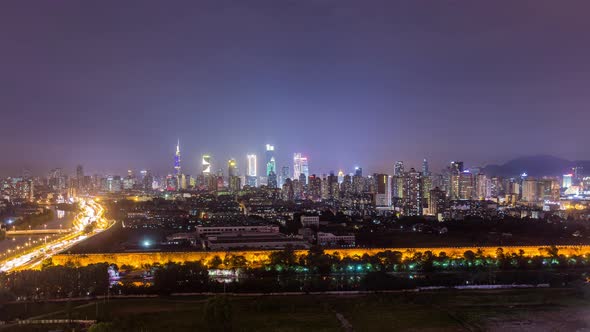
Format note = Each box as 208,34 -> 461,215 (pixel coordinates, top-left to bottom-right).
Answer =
2,1 -> 590,176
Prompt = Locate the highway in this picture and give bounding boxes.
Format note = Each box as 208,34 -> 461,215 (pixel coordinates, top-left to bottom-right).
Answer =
0,198 -> 112,272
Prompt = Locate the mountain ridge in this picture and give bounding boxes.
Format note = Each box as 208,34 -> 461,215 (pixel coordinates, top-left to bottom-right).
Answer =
482,155 -> 589,177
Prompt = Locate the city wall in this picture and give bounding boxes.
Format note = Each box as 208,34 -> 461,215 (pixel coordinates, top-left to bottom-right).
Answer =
49,245 -> 590,269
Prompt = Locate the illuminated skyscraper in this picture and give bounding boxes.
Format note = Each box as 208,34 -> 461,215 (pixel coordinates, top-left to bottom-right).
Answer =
562,174 -> 573,189
337,170 -> 344,184
246,154 -> 257,187
174,140 -> 181,175
228,159 -> 238,178
246,154 -> 257,177
265,144 -> 276,176
293,153 -> 309,180
403,168 -> 422,216
202,154 -> 211,175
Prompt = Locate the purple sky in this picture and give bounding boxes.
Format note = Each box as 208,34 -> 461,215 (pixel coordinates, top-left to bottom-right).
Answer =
1,1 -> 589,177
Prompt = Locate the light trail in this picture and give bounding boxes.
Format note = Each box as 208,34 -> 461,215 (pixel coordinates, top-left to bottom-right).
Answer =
0,198 -> 112,272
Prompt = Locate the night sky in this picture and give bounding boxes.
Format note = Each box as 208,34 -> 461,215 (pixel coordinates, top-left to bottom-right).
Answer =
2,1 -> 589,177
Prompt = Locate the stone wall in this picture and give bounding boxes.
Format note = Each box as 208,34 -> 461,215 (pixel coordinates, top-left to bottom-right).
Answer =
48,245 -> 590,269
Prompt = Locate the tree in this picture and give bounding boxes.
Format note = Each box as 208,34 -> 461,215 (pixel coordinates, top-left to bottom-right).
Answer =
269,245 -> 297,267
209,255 -> 223,269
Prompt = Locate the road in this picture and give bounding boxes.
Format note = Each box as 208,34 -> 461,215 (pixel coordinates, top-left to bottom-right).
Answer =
0,198 -> 113,272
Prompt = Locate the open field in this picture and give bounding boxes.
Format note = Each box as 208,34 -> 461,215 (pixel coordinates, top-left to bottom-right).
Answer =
1,288 -> 589,331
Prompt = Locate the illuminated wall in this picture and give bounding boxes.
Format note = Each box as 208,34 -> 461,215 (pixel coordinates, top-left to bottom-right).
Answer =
48,245 -> 590,269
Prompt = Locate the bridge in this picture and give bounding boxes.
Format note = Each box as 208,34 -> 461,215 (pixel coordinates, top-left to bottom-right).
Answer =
6,229 -> 71,236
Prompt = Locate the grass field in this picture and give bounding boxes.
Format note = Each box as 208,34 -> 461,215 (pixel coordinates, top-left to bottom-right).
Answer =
1,288 -> 589,331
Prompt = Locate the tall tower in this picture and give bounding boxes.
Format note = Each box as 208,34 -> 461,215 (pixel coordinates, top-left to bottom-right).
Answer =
265,144 -> 276,176
246,154 -> 257,187
422,158 -> 429,176
174,140 -> 181,175
228,159 -> 238,178
293,153 -> 309,180
202,154 -> 211,175
394,161 -> 404,176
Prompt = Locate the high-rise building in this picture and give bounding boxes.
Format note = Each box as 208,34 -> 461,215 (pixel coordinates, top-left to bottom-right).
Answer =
174,140 -> 181,175
202,154 -> 211,175
76,165 -> 84,181
428,187 -> 446,217
562,174 -> 573,189
76,165 -> 85,189
522,178 -> 540,203
375,174 -> 392,207
341,174 -> 352,197
354,167 -> 363,177
246,154 -> 257,177
403,168 -> 422,216
293,153 -> 309,180
450,161 -> 464,174
422,159 -> 429,176
394,161 -> 404,176
308,174 -> 321,200
352,171 -> 365,194
229,175 -> 241,192
268,171 -> 278,188
476,174 -> 488,200
279,166 -> 290,187
337,170 -> 344,184
265,144 -> 276,176
246,154 -> 257,187
572,166 -> 584,182
228,159 -> 238,178
458,171 -> 475,200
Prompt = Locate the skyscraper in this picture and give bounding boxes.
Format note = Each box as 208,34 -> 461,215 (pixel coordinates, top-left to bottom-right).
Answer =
76,165 -> 84,181
265,144 -> 276,176
293,153 -> 309,180
354,167 -> 363,177
375,174 -> 392,207
202,154 -> 211,175
337,170 -> 344,184
174,140 -> 181,175
246,154 -> 257,177
403,168 -> 423,216
522,178 -> 540,203
422,158 -> 429,176
280,166 -> 290,187
562,174 -> 573,189
394,161 -> 404,176
246,154 -> 257,187
228,159 -> 237,178
450,161 -> 464,174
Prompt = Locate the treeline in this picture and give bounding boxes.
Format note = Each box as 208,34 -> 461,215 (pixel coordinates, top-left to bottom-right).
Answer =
200,246 -> 589,273
0,263 -> 109,301
15,209 -> 54,230
2,246 -> 588,300
114,246 -> 587,295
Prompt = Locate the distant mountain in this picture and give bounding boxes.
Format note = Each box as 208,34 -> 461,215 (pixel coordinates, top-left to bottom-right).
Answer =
483,155 -> 590,177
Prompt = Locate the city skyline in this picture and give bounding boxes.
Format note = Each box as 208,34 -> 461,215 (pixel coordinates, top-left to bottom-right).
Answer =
2,1 -> 590,176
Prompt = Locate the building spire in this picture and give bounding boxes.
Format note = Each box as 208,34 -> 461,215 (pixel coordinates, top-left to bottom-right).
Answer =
174,139 -> 181,175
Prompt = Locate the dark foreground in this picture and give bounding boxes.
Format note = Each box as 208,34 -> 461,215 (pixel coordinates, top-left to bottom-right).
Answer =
1,288 -> 589,331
